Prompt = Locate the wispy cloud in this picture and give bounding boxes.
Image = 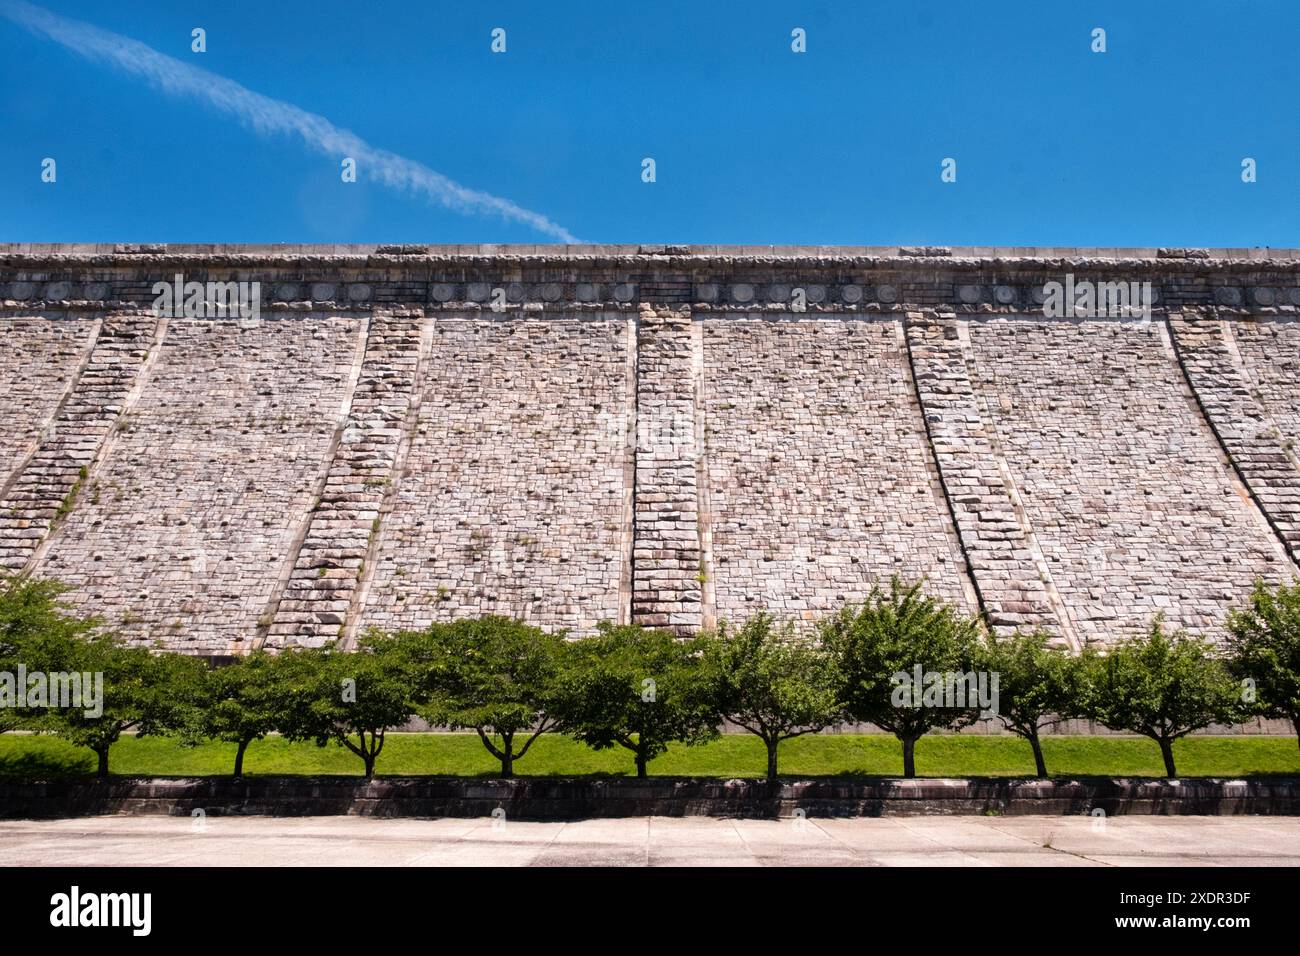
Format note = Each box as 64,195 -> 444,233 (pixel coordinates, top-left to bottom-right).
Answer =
1,0 -> 580,242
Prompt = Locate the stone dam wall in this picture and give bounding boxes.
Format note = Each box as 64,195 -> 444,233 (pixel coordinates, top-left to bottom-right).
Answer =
1,244 -> 1299,657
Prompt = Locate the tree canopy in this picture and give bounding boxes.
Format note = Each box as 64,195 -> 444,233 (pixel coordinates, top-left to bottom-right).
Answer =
553,623 -> 717,777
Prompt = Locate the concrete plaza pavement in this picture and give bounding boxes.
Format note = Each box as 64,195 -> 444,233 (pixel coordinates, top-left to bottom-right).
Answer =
1,815 -> 1299,866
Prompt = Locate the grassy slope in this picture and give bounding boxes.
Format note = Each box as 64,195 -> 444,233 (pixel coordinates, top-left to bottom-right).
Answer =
2,732 -> 1298,779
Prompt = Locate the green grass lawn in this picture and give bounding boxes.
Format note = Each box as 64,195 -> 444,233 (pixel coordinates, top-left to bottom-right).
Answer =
2,732 -> 1298,779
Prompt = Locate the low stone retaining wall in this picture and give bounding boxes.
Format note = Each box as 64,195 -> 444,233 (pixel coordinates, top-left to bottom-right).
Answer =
2,776 -> 1297,819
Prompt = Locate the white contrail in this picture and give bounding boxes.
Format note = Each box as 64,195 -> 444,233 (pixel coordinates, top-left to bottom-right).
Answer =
1,0 -> 580,242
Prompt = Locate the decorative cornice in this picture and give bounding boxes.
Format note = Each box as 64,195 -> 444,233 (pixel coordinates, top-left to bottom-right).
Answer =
3,245 -> 1299,315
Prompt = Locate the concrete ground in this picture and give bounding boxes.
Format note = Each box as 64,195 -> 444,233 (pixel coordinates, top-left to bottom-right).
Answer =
1,815 -> 1298,866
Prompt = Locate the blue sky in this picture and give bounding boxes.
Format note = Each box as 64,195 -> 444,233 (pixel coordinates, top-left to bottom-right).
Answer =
1,0 -> 1296,246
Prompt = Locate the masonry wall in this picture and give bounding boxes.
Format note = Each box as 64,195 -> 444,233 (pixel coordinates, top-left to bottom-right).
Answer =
1234,320 -> 1300,446
630,306 -> 706,632
0,317 -> 162,573
265,315 -> 422,649
3,246 -> 1300,657
1167,316 -> 1300,570
0,319 -> 95,489
357,315 -> 631,637
967,319 -> 1291,644
35,318 -> 361,655
702,316 -> 972,626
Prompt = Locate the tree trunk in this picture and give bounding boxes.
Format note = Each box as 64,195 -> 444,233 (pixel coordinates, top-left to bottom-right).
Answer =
500,731 -> 515,778
95,746 -> 110,779
1293,716 -> 1300,751
234,738 -> 250,777
362,743 -> 376,779
766,738 -> 779,782
1158,737 -> 1177,778
1029,732 -> 1048,778
635,750 -> 648,779
901,736 -> 916,778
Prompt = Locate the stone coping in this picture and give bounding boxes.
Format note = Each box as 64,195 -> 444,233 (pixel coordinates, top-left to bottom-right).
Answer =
3,776 -> 1297,819
5,244 -> 1298,314
2,244 -> 1299,269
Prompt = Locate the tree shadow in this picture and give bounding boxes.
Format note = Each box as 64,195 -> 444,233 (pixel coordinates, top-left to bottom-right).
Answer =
0,749 -> 94,778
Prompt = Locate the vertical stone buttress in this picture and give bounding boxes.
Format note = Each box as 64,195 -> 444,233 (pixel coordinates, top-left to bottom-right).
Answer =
1168,314 -> 1300,566
0,316 -> 164,572
263,314 -> 427,648
616,315 -> 639,626
904,315 -> 1076,648
631,305 -> 705,634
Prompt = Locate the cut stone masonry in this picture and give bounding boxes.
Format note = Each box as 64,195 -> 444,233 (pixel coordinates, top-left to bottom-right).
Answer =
0,316 -> 160,571
265,315 -> 424,649
632,306 -> 703,633
705,316 -> 974,627
1168,314 -> 1300,565
0,318 -> 99,494
904,317 -> 1071,646
36,318 -> 359,655
358,316 -> 629,636
968,319 -> 1291,645
1,247 -> 1299,654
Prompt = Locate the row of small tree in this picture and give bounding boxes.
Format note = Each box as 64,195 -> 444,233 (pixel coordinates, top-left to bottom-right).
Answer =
2,576 -> 1299,780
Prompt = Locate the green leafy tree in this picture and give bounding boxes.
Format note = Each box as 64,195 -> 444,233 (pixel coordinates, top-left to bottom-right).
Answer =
973,630 -> 1089,777
1085,617 -> 1244,778
0,575 -> 102,731
553,623 -> 718,777
32,638 -> 206,778
0,575 -> 203,770
0,575 -> 100,656
699,614 -> 842,782
186,651 -> 287,776
407,617 -> 567,778
1226,579 -> 1300,750
276,636 -> 416,778
820,578 -> 983,778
